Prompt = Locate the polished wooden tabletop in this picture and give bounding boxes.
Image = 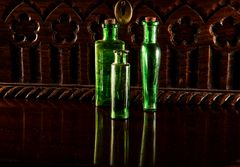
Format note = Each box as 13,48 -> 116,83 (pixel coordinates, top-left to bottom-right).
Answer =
0,99 -> 239,167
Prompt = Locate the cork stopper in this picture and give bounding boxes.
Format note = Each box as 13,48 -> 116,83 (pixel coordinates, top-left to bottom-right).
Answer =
145,17 -> 157,22
104,18 -> 116,24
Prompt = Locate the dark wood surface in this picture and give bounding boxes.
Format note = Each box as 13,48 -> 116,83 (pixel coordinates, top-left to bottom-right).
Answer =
0,0 -> 239,106
0,1 -> 239,166
0,99 -> 237,166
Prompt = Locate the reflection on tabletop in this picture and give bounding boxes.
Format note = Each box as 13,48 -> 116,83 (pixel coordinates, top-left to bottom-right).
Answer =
94,105 -> 240,167
139,112 -> 156,167
0,100 -> 238,166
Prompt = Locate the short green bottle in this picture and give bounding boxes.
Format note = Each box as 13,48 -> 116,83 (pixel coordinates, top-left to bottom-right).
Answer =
140,17 -> 161,111
95,18 -> 125,106
111,49 -> 130,119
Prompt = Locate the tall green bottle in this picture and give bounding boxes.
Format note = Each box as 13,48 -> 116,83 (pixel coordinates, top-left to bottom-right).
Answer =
95,18 -> 125,106
140,17 -> 161,111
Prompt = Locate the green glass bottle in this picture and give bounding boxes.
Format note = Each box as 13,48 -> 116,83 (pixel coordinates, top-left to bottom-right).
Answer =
95,18 -> 125,106
111,50 -> 130,119
140,17 -> 161,111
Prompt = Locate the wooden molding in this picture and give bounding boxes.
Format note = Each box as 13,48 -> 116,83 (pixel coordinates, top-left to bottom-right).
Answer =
0,83 -> 239,108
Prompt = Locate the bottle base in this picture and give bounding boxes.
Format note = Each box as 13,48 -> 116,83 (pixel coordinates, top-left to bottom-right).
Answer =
143,108 -> 157,112
143,103 -> 157,112
111,111 -> 129,119
95,100 -> 111,107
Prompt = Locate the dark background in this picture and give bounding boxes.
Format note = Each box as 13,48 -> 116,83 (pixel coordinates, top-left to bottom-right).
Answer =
0,0 -> 239,90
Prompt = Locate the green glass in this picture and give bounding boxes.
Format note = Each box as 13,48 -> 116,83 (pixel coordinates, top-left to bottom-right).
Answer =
94,107 -> 109,165
110,120 -> 129,166
95,19 -> 125,106
139,112 -> 156,167
111,50 -> 130,119
140,17 -> 161,111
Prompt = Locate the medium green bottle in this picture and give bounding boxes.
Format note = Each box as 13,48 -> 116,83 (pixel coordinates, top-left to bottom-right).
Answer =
111,49 -> 130,119
140,17 -> 161,111
95,18 -> 125,106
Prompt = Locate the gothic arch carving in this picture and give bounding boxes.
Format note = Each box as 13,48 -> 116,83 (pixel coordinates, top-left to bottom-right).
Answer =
3,1 -> 42,23
166,5 -> 203,49
45,3 -> 82,23
207,6 -> 240,50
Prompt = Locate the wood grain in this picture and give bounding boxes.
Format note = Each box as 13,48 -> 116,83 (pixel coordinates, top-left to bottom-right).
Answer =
0,0 -> 239,102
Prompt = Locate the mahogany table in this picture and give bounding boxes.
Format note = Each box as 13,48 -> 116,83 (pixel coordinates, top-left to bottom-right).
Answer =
0,99 -> 238,167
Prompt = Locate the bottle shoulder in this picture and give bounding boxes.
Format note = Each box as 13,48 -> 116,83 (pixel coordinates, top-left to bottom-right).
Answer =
141,42 -> 159,45
95,39 -> 125,45
141,43 -> 160,49
112,62 -> 130,66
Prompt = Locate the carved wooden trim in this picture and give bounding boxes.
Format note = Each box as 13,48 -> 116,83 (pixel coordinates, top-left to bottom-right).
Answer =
0,83 -> 239,108
1,0 -> 240,91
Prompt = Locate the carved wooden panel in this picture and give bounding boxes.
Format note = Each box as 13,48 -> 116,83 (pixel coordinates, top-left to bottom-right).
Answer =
0,83 -> 239,109
0,0 -> 239,90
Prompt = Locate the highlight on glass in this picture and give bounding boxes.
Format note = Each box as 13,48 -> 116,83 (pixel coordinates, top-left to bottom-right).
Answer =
140,17 -> 161,111
95,18 -> 125,106
111,49 -> 130,119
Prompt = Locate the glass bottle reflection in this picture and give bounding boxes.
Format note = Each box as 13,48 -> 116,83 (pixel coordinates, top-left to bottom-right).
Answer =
94,107 -> 110,166
110,120 -> 129,166
139,112 -> 156,167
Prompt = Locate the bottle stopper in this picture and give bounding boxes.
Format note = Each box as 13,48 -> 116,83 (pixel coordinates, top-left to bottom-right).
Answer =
145,17 -> 157,22
104,18 -> 116,24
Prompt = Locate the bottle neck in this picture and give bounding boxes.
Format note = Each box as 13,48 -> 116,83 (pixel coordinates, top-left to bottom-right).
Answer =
114,54 -> 127,64
143,22 -> 159,43
103,25 -> 119,40
114,50 -> 128,64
